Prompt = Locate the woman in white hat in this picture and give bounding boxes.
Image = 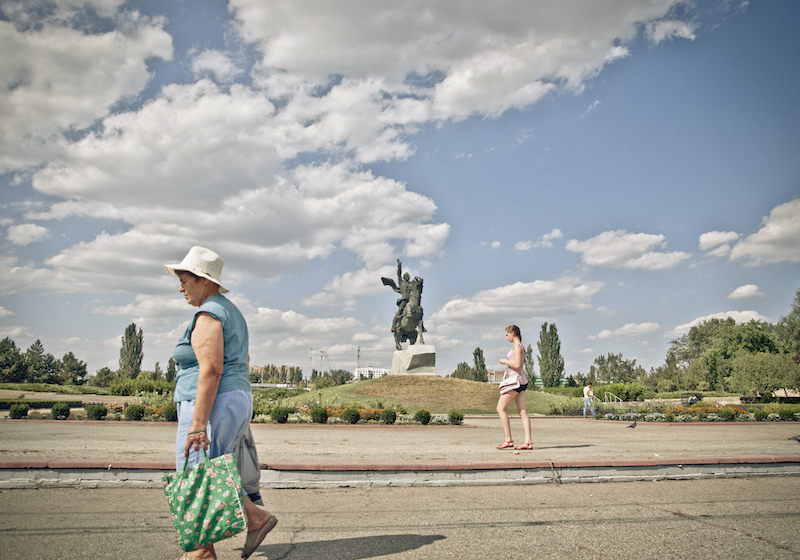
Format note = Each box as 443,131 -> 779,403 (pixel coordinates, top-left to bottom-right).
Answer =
165,246 -> 277,560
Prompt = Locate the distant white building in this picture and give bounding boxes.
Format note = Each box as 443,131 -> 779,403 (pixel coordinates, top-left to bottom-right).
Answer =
354,367 -> 390,380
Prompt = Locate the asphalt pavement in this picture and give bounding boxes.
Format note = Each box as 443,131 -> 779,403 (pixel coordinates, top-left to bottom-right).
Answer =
1,477 -> 799,560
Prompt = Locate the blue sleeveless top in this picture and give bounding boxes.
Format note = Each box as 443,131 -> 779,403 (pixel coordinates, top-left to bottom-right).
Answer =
173,293 -> 251,402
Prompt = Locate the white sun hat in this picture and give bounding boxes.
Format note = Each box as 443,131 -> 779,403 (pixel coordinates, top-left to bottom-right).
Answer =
164,246 -> 229,293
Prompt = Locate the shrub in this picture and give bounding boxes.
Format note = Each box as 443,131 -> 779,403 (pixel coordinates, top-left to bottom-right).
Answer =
270,406 -> 290,424
9,403 -> 29,419
598,383 -> 647,402
753,408 -> 768,421
310,407 -> 328,424
163,402 -> 178,422
448,408 -> 464,425
109,378 -> 175,396
767,413 -> 780,421
765,403 -> 796,420
342,408 -> 361,424
85,404 -> 108,420
694,408 -> 708,420
717,407 -> 736,421
380,409 -> 397,424
359,409 -> 381,422
124,404 -> 145,421
414,409 -> 431,425
51,402 -> 70,419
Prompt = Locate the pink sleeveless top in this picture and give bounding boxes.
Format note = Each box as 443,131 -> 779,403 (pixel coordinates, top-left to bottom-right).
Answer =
507,343 -> 527,385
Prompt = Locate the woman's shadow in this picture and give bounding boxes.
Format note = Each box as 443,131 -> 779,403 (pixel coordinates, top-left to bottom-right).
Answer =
251,533 -> 446,559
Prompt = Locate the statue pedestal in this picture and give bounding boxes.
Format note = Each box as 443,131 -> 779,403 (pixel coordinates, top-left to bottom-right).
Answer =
390,345 -> 436,375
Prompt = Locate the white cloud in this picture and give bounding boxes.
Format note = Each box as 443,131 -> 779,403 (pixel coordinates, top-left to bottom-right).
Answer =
432,276 -> 604,327
0,255 -> 50,296
0,325 -> 34,340
566,229 -> 690,270
582,100 -> 601,117
590,322 -> 660,340
645,19 -> 697,44
15,162 -> 449,296
0,7 -> 173,172
232,0 -> 689,120
515,229 -> 563,250
191,49 -> 242,83
699,230 -> 739,250
352,332 -> 379,343
302,265 -> 398,308
730,198 -> 800,265
0,306 -> 16,318
7,223 -> 49,245
727,284 -> 764,301
666,310 -> 771,338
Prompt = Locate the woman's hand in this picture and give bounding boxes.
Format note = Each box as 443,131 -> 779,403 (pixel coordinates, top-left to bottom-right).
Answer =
184,429 -> 209,457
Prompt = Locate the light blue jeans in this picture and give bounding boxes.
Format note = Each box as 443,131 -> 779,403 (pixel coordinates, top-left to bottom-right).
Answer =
583,396 -> 595,417
176,389 -> 252,470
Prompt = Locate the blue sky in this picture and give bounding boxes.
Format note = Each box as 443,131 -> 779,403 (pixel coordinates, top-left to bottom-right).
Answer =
1,0 -> 798,378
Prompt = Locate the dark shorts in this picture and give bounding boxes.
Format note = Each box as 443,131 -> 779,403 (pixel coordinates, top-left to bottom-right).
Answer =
514,383 -> 528,393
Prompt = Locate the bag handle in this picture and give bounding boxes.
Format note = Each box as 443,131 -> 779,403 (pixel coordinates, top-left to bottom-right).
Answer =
179,449 -> 213,478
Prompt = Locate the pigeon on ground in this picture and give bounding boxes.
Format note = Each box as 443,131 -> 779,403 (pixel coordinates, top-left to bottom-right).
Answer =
627,420 -> 637,428
789,435 -> 800,442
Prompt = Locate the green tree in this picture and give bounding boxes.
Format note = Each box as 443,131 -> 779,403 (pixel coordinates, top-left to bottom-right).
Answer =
646,351 -> 681,393
0,337 -> 26,383
328,369 -> 353,386
119,323 -> 144,379
524,344 -> 536,385
152,361 -> 163,381
87,366 -> 117,387
24,339 -> 60,384
726,351 -> 800,397
590,352 -> 644,384
60,352 -> 87,385
775,288 -> 800,358
537,323 -> 565,387
472,347 -> 487,382
450,361 -> 474,380
166,357 -> 177,383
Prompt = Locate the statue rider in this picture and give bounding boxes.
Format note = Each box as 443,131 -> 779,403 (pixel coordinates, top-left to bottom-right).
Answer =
391,259 -> 412,335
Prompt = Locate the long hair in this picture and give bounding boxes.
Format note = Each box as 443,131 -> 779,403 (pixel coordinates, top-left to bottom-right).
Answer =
505,324 -> 521,342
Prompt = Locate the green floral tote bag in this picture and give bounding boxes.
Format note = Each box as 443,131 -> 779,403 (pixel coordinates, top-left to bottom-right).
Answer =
162,452 -> 247,551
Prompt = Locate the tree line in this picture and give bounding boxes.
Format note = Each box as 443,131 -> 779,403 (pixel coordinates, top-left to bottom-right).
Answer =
249,364 -> 304,385
0,322 -> 174,387
451,288 -> 800,395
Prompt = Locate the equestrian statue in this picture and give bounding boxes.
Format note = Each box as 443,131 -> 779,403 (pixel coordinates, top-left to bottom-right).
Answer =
381,259 -> 426,351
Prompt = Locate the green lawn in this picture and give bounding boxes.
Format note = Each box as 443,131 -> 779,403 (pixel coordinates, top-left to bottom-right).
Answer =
285,376 -> 582,415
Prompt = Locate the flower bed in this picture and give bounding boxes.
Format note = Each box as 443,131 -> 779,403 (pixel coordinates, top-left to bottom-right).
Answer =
601,404 -> 797,423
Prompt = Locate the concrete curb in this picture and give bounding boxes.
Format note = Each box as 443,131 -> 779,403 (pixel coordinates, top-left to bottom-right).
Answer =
2,455 -> 798,489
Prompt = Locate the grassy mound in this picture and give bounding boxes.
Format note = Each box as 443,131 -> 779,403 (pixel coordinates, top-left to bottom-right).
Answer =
292,376 -> 580,415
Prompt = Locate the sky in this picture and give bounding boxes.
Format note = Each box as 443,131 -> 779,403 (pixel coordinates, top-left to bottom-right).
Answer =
1,0 -> 799,378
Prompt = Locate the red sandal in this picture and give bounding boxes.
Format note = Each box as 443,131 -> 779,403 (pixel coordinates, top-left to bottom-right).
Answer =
496,440 -> 514,449
515,442 -> 533,450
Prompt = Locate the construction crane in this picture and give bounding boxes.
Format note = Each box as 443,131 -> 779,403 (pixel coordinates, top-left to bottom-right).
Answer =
310,348 -> 335,373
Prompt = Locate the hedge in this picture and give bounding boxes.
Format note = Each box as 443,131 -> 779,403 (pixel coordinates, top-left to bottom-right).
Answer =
0,399 -> 83,410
